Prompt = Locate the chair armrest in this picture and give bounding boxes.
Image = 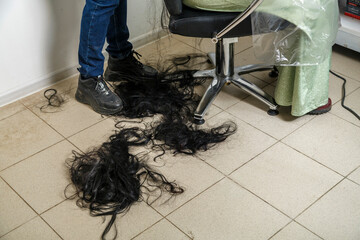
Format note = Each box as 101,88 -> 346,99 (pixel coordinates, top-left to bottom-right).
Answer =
212,0 -> 264,42
164,0 -> 183,15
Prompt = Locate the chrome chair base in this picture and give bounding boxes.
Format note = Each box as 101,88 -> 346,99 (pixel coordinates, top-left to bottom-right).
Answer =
193,38 -> 279,124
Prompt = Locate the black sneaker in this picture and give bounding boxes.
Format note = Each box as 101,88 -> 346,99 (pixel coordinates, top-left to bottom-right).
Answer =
104,51 -> 158,82
75,75 -> 123,115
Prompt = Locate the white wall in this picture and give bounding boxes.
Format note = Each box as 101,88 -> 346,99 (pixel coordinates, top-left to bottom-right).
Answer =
0,0 -> 164,107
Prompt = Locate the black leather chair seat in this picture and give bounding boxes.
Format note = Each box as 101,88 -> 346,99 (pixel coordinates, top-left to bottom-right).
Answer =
169,5 -> 252,38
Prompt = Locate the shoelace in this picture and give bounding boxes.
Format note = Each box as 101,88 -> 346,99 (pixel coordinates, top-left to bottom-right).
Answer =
95,78 -> 110,96
130,51 -> 144,68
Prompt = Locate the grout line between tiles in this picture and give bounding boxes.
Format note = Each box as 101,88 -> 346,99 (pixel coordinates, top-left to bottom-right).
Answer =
137,201 -> 192,240
206,109 -> 224,121
225,107 -> 279,140
235,45 -> 253,55
280,141 -> 346,177
0,176 -> 63,239
130,174 -> 226,239
24,105 -> 67,139
64,116 -> 110,139
164,216 -> 194,240
226,140 -> 279,176
218,80 -> 269,108
174,35 -> 253,56
0,215 -> 38,239
226,174 -> 335,239
334,83 -> 360,104
266,220 -> 293,240
161,177 -> 226,219
277,117 -> 317,142
331,68 -> 360,83
0,176 -> 38,214
293,220 -> 326,240
39,215 -> 64,240
40,199 -> 68,216
226,88 -> 319,143
226,176 -> 293,219
293,177 -> 346,220
248,73 -> 277,85
278,114 -> 359,177
0,108 -> 28,123
21,82 -> 78,110
344,165 -> 360,187
0,139 -> 65,173
194,154 -> 228,176
328,111 -> 360,128
215,81 -> 274,113
25,99 -> 110,140
346,177 -> 360,187
129,217 -> 165,240
170,37 -> 207,54
267,219 -> 325,240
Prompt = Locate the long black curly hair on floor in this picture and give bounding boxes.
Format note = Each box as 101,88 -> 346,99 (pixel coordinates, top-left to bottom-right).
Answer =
66,54 -> 236,240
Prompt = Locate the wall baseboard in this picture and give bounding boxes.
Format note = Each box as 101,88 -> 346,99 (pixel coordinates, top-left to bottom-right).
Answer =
0,28 -> 168,107
0,66 -> 79,107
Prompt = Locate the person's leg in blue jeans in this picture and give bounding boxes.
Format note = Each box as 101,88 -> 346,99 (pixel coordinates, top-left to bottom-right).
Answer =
76,0 -> 156,115
105,0 -> 133,61
103,0 -> 157,82
76,0 -> 123,115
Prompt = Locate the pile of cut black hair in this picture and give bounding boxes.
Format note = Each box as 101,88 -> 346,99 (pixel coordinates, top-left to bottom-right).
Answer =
67,127 -> 184,239
66,54 -> 236,240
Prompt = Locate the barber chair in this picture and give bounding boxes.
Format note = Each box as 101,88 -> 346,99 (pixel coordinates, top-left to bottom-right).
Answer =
164,0 -> 281,124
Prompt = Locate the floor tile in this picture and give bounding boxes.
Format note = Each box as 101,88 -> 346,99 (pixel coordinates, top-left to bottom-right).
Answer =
1,141 -> 75,214
211,74 -> 268,110
68,118 -> 118,152
331,87 -> 360,127
297,179 -> 360,240
173,35 -> 253,54
133,219 -> 190,240
0,217 -> 60,240
0,101 -> 26,121
0,110 -> 63,171
328,73 -> 360,104
348,167 -> 360,185
226,85 -> 315,140
235,47 -> 277,84
136,35 -> 206,69
204,104 -> 223,119
270,222 -> 321,240
29,89 -> 104,138
148,154 -> 223,216
168,178 -> 290,240
331,45 -> 360,82
283,114 -> 360,175
198,111 -> 276,175
21,74 -> 78,108
230,142 -> 342,218
42,200 -> 162,240
0,178 -> 36,237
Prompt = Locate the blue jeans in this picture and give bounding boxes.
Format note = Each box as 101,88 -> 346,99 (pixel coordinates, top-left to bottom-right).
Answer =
78,0 -> 133,79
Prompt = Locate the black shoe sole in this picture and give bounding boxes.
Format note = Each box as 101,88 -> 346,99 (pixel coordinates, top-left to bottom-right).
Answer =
75,90 -> 122,115
307,107 -> 332,115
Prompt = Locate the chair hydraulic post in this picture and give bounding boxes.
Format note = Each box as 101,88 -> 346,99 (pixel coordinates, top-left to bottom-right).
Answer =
192,0 -> 279,124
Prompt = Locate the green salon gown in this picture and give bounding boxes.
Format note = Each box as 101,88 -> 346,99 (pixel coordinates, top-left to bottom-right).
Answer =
182,0 -> 339,116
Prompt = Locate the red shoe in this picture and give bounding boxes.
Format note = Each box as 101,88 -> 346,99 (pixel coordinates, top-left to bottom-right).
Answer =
308,98 -> 332,115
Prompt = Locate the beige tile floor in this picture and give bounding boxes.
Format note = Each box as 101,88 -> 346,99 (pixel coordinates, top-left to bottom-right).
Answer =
1,35 -> 360,240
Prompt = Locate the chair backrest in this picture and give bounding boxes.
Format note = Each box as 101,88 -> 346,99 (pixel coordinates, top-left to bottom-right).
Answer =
163,0 -> 183,15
